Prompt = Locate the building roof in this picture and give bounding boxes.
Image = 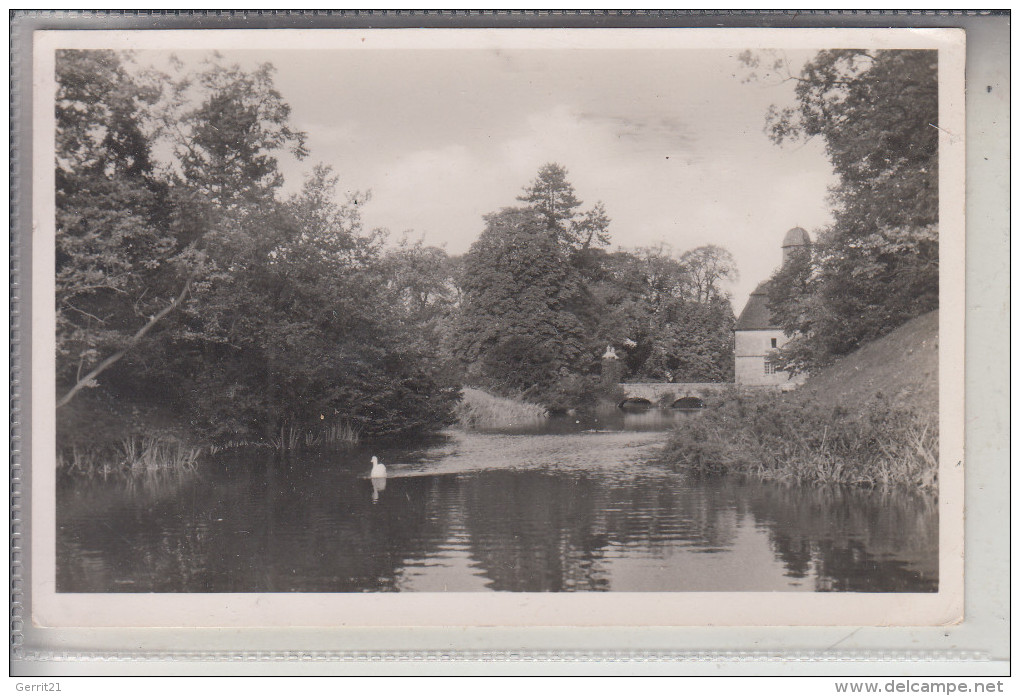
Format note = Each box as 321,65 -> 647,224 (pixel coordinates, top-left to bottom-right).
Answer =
782,226 -> 811,248
734,281 -> 778,331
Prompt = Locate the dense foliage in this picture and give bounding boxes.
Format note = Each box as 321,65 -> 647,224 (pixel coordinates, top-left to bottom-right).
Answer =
453,165 -> 737,407
586,245 -> 737,383
453,207 -> 591,406
56,51 -> 739,453
55,50 -> 175,400
56,50 -> 458,449
744,50 -> 939,371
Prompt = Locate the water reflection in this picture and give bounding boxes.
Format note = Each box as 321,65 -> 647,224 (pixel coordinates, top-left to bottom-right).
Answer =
371,476 -> 387,503
57,416 -> 937,594
741,484 -> 938,592
473,406 -> 699,435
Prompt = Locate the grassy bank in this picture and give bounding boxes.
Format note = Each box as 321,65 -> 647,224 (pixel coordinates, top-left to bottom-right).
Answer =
660,389 -> 937,490
661,312 -> 939,491
454,387 -> 547,430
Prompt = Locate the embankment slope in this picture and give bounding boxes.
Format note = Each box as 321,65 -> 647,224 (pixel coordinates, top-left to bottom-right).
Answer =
793,310 -> 938,415
661,310 -> 940,489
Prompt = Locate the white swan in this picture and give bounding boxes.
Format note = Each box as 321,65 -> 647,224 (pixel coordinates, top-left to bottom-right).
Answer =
369,455 -> 387,479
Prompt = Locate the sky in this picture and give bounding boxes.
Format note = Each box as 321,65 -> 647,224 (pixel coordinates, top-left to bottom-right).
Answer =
149,48 -> 837,311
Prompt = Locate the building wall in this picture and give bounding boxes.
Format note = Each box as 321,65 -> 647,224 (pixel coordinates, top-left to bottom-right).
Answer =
734,329 -> 803,387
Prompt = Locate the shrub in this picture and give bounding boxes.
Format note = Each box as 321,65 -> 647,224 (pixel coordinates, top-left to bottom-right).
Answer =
659,388 -> 937,491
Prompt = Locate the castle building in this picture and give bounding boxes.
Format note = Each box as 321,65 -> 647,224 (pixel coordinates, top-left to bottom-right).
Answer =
733,227 -> 810,387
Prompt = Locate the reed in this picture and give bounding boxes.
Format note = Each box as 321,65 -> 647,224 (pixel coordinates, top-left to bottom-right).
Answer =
206,439 -> 274,455
58,435 -> 201,476
324,420 -> 361,446
454,387 -> 548,430
659,389 -> 938,492
268,419 -> 361,453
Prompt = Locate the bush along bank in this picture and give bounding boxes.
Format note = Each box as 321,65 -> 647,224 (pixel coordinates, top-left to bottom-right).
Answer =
659,388 -> 937,492
453,387 -> 548,430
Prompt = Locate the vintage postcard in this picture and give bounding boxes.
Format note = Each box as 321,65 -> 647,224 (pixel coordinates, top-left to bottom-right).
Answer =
27,26 -> 965,629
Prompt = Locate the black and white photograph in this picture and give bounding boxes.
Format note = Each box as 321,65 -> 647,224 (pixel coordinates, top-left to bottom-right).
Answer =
29,27 -> 966,628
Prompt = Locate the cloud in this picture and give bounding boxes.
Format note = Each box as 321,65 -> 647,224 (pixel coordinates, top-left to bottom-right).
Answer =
261,49 -> 837,309
578,112 -> 699,161
130,47 -> 839,310
352,98 -> 836,312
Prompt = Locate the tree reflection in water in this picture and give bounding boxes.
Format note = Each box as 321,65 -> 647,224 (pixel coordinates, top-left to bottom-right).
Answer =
738,482 -> 938,592
57,445 -> 937,593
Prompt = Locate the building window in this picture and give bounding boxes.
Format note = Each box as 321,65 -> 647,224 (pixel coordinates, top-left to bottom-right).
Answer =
771,338 -> 778,348
764,359 -> 777,375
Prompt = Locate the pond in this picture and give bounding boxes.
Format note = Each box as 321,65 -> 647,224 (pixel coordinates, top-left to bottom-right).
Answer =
57,408 -> 938,593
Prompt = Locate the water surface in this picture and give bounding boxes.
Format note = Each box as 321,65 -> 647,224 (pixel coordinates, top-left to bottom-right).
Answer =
57,408 -> 938,593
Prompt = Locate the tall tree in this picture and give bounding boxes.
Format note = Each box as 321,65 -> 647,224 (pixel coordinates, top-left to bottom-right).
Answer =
765,246 -> 815,325
517,163 -> 582,233
161,55 -> 308,209
744,49 -> 939,367
571,200 -> 612,251
258,168 -> 457,438
585,245 -> 736,383
55,49 -> 183,406
642,299 -> 736,383
56,50 -> 459,443
382,237 -> 456,325
680,245 -> 738,304
517,162 -> 611,252
128,55 -> 316,438
452,207 -> 589,403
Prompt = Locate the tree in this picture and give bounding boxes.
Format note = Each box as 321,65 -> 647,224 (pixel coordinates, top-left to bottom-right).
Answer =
278,184 -> 458,439
584,245 -> 736,383
680,245 -> 738,304
452,207 -> 589,404
764,245 -> 816,337
55,49 -> 184,406
160,54 -> 308,209
517,163 -> 611,252
283,164 -> 381,269
642,299 -> 735,383
56,52 -> 311,410
583,251 -> 655,378
761,51 -> 937,233
623,245 -> 735,383
382,237 -> 456,325
380,238 -> 464,386
744,49 -> 939,367
56,50 -> 459,445
571,200 -> 612,251
517,163 -> 582,233
762,245 -> 821,374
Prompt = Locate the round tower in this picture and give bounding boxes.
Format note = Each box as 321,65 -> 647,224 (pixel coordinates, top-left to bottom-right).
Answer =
781,226 -> 811,265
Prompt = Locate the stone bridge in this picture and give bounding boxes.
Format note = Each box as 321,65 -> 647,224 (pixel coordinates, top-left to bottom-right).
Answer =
618,382 -> 733,408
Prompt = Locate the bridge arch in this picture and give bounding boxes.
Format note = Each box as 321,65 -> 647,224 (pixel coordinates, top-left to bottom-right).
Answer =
671,396 -> 705,409
618,397 -> 653,410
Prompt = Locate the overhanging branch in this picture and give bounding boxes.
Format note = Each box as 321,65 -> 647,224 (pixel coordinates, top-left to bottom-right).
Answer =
56,274 -> 194,409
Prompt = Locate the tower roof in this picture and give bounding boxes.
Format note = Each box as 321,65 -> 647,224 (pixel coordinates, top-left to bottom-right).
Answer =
734,281 -> 778,331
782,226 -> 810,248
